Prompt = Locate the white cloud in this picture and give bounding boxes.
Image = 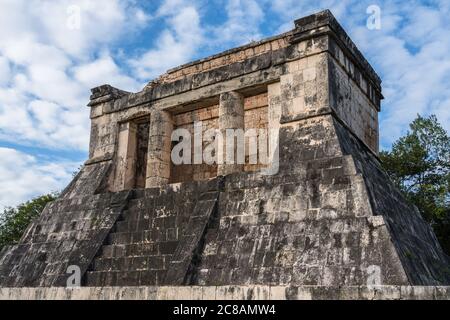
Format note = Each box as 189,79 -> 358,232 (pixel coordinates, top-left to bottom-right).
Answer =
343,1 -> 450,147
0,0 -> 148,59
157,0 -> 192,16
0,56 -> 11,87
130,0 -> 267,80
0,147 -> 79,210
130,6 -> 203,80
212,0 -> 265,46
0,0 -> 152,206
29,100 -> 60,132
0,0 -> 148,151
74,53 -> 142,91
0,95 -> 91,150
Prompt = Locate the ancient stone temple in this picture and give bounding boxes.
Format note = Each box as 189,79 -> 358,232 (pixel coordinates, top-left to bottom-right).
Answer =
1,10 -> 449,300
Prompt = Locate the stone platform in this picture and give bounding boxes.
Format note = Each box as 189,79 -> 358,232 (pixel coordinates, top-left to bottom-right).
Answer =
0,285 -> 449,300
1,10 -> 449,293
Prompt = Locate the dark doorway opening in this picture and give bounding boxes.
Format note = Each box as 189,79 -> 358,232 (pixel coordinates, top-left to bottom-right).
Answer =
134,120 -> 149,188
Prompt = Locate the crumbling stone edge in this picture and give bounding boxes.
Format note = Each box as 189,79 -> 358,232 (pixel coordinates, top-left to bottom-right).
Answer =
0,285 -> 449,300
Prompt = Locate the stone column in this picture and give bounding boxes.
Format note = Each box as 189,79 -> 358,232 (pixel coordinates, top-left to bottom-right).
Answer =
146,109 -> 173,188
265,82 -> 281,175
218,91 -> 245,176
280,54 -> 330,124
268,82 -> 281,135
113,121 -> 138,191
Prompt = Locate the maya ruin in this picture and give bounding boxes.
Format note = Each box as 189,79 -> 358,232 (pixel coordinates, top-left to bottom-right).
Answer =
1,10 -> 449,300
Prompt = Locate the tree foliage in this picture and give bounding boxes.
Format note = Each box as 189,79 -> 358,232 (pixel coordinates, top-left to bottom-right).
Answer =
0,193 -> 58,251
380,114 -> 450,254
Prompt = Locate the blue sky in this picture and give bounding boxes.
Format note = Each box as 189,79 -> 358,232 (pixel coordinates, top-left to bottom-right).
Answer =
0,0 -> 449,209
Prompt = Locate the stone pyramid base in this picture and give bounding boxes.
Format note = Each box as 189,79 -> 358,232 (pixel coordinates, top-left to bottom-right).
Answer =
0,285 -> 449,300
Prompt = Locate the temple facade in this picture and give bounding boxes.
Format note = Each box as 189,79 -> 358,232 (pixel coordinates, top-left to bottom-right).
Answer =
0,10 -> 449,299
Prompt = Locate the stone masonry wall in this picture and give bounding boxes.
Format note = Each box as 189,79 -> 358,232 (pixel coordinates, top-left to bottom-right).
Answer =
171,105 -> 219,183
84,181 -> 219,286
0,10 -> 448,294
244,93 -> 269,172
334,119 -> 450,285
0,189 -> 131,287
170,92 -> 270,183
193,115 -> 409,286
1,285 -> 449,300
328,55 -> 379,154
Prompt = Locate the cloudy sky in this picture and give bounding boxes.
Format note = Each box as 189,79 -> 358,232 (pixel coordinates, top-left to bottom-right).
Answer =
0,0 -> 449,209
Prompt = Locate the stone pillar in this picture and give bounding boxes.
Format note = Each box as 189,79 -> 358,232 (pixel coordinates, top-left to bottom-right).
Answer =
266,82 -> 281,175
268,82 -> 281,135
113,121 -> 138,191
280,54 -> 330,124
146,109 -> 173,188
218,91 -> 244,176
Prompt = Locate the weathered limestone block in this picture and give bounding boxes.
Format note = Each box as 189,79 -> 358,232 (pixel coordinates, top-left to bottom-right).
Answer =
218,91 -> 245,176
0,189 -> 132,287
60,161 -> 112,198
164,191 -> 219,285
88,114 -> 117,161
0,285 -> 448,300
114,122 -> 138,191
281,53 -> 330,124
0,10 -> 448,294
268,83 -> 281,128
328,56 -> 379,153
146,109 -> 173,187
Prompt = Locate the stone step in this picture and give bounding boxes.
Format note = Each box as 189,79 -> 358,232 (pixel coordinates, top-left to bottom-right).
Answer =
98,243 -> 160,259
124,205 -> 194,221
113,219 -> 183,236
84,269 -> 166,286
107,231 -> 149,244
84,270 -> 137,286
107,230 -> 180,245
105,232 -> 179,254
114,219 -> 152,233
121,208 -> 150,221
91,256 -> 167,272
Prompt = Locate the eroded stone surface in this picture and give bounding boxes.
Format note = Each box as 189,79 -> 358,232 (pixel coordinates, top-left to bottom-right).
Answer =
0,285 -> 448,300
0,10 -> 449,295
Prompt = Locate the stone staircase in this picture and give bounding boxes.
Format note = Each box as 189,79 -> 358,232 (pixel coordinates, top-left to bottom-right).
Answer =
84,185 -> 220,287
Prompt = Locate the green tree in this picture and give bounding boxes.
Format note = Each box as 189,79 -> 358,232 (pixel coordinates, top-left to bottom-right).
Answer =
0,193 -> 58,251
380,114 -> 450,254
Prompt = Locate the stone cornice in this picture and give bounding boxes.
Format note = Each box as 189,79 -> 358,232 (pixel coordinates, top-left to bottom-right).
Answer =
291,9 -> 382,92
88,84 -> 130,107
